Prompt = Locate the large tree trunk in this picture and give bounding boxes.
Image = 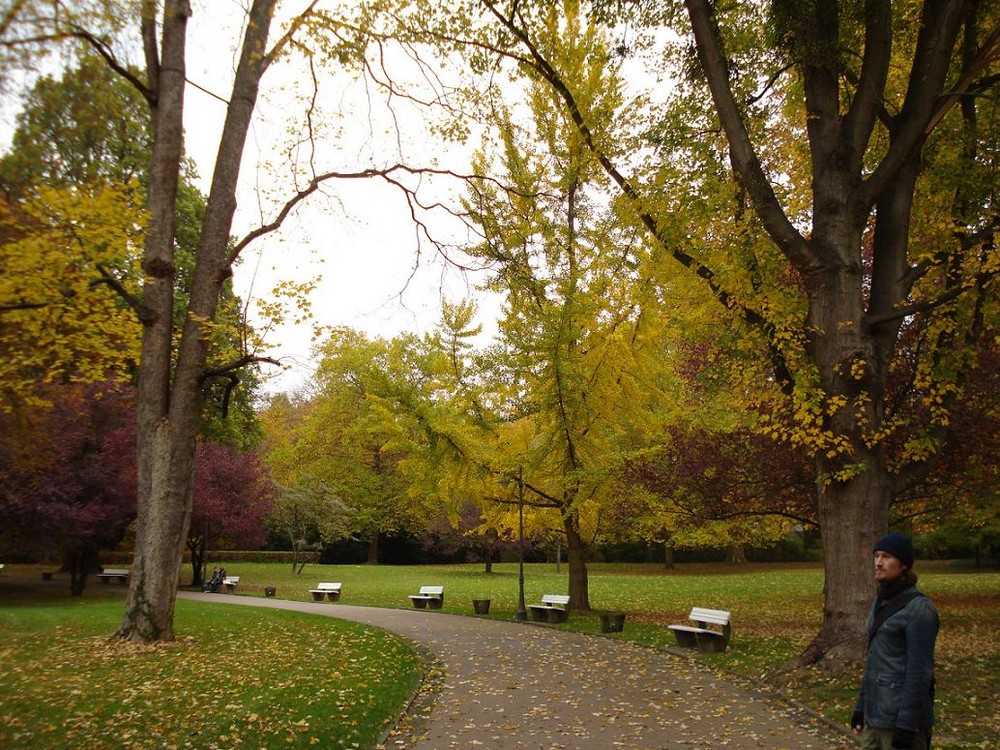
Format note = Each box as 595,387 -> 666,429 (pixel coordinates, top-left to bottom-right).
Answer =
117,0 -> 277,643
117,0 -> 192,643
682,0 -> 968,668
803,459 -> 891,666
564,514 -> 590,611
365,534 -> 379,564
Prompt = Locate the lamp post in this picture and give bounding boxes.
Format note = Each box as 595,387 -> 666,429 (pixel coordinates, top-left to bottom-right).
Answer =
501,468 -> 528,621
515,467 -> 527,621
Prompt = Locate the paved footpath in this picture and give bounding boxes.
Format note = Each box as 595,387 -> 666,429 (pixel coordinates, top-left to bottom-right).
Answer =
182,592 -> 857,750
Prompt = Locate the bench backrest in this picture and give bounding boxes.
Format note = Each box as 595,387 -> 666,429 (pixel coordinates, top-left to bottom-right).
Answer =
541,594 -> 571,607
102,568 -> 129,575
316,582 -> 342,590
689,607 -> 730,625
418,585 -> 444,596
224,576 -> 240,584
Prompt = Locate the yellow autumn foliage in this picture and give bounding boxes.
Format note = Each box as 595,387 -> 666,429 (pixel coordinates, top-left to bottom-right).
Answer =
0,181 -> 144,409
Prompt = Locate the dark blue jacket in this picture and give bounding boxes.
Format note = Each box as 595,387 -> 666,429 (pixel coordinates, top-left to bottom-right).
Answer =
854,586 -> 939,731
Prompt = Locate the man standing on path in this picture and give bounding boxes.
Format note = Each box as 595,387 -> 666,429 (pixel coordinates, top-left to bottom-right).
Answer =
852,533 -> 939,750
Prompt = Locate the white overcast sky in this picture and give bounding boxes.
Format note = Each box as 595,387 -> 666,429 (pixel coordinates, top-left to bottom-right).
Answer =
182,1 -> 501,396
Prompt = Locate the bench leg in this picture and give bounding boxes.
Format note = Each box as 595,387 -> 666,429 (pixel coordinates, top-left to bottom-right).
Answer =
327,592 -> 340,602
671,631 -> 699,649
311,592 -> 324,602
696,633 -> 729,653
412,598 -> 427,609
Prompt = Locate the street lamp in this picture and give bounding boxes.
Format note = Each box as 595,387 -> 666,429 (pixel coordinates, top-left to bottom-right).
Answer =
501,468 -> 528,621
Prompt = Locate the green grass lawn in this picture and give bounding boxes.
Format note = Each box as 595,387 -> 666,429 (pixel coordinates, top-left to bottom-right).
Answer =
0,580 -> 424,749
2,560 -> 996,749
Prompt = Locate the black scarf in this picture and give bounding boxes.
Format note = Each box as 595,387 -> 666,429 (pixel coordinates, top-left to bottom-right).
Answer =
868,579 -> 921,649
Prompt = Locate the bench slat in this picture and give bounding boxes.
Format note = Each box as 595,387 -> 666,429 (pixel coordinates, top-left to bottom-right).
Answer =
689,607 -> 730,625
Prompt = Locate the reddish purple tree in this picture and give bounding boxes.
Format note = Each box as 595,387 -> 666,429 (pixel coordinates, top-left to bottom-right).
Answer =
1,381 -> 274,593
0,381 -> 137,594
188,441 -> 274,588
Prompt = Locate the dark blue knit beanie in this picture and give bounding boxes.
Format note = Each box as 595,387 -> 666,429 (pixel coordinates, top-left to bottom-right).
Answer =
874,533 -> 914,569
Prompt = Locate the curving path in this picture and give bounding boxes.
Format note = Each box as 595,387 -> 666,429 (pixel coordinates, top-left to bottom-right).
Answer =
182,592 -> 857,750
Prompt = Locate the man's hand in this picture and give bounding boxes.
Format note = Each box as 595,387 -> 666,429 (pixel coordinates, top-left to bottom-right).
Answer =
851,710 -> 864,736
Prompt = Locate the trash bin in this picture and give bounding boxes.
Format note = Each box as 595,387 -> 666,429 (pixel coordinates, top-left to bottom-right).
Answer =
599,612 -> 626,633
264,586 -> 276,597
472,599 -> 491,615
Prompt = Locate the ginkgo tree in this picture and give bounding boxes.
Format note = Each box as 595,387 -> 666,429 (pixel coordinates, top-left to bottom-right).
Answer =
461,8 -> 679,610
384,0 -> 1000,666
272,329 -> 444,563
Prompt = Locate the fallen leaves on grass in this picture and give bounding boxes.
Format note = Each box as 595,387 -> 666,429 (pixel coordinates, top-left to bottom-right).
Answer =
0,606 -> 422,750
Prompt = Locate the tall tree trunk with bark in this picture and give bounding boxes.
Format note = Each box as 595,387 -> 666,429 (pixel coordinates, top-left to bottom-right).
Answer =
563,512 -> 590,611
117,0 -> 278,643
683,0 -> 973,665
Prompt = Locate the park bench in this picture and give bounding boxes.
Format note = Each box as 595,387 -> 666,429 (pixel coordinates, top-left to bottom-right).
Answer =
408,585 -> 444,609
528,594 -> 571,623
309,582 -> 342,602
223,575 -> 240,593
668,607 -> 732,653
97,568 -> 130,585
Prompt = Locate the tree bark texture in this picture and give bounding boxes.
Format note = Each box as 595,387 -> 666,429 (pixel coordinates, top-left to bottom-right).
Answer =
118,0 -> 277,643
563,513 -> 590,610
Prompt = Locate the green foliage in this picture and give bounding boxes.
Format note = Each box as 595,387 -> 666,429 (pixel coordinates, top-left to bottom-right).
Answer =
0,51 -> 150,198
0,48 -> 265,443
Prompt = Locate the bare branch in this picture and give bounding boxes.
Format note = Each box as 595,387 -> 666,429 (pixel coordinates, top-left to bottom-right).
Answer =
202,354 -> 282,379
864,270 -> 998,332
69,24 -> 153,103
0,299 -> 49,313
90,262 -> 152,321
228,164 -> 523,264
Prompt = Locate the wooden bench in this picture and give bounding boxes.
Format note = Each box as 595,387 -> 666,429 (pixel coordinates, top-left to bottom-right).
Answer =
309,582 -> 342,601
223,576 -> 240,593
97,568 -> 130,585
528,594 -> 571,623
408,585 -> 444,609
668,607 -> 732,652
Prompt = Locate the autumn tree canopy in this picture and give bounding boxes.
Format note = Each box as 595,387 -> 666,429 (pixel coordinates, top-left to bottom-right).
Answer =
357,0 -> 999,664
